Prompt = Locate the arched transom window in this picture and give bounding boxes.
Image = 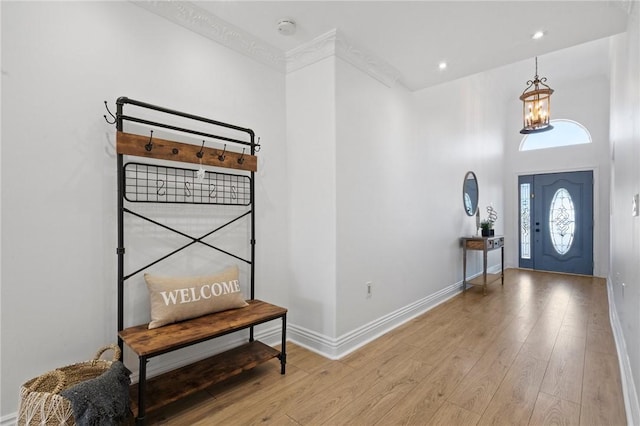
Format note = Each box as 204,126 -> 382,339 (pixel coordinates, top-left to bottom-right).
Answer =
520,119 -> 592,151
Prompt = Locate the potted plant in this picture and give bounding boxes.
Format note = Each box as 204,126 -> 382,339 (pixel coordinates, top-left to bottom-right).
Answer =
480,219 -> 494,237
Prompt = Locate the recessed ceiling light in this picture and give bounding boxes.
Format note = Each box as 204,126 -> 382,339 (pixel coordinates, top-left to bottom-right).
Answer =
438,62 -> 447,70
532,31 -> 545,40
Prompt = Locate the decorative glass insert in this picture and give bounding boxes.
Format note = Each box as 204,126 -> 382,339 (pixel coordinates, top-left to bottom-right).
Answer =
520,183 -> 531,259
549,188 -> 575,255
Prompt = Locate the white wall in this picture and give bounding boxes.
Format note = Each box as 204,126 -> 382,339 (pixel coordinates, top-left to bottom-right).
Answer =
1,1 -> 287,417
609,4 -> 640,423
334,58 -> 415,336
334,59 -> 506,339
283,47 -> 507,357
502,39 -> 612,277
285,56 -> 338,339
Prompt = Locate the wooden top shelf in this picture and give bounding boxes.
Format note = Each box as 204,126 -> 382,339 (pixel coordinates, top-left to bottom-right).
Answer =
119,299 -> 287,357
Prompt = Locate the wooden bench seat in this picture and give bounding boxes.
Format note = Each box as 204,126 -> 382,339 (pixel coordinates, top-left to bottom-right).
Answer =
119,299 -> 287,357
119,299 -> 287,422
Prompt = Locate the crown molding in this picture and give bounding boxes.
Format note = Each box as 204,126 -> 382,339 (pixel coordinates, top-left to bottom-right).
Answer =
286,29 -> 403,88
334,32 -> 403,88
131,1 -> 286,72
132,1 -> 403,87
285,29 -> 338,74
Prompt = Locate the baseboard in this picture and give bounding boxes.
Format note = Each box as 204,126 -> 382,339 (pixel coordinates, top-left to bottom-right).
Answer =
607,277 -> 640,426
133,278 -> 473,367
0,414 -> 15,426
288,280 -> 464,359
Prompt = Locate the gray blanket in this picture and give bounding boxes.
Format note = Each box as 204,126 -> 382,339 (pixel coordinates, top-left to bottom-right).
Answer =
60,361 -> 131,426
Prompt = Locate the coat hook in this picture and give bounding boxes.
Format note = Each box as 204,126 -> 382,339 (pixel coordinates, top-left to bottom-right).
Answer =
218,144 -> 226,161
237,148 -> 246,165
197,140 -> 205,158
145,130 -> 154,152
103,101 -> 116,124
255,137 -> 261,153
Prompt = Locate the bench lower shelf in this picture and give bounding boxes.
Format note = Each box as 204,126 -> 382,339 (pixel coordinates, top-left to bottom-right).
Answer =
129,340 -> 280,417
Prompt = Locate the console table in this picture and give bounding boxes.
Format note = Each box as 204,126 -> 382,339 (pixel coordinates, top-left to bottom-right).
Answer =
461,235 -> 504,295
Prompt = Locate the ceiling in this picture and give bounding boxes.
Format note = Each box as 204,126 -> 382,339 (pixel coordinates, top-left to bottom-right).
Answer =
141,1 -> 632,91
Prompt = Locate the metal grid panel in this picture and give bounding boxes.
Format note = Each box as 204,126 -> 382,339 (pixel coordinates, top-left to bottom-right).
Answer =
124,162 -> 251,206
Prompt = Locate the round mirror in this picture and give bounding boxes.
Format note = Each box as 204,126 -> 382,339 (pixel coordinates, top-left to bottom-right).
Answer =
463,171 -> 479,216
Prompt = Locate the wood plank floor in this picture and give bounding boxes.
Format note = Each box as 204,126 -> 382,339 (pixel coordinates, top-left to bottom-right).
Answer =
144,269 -> 627,425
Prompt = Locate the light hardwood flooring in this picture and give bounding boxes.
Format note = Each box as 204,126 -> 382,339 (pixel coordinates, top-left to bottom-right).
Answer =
146,269 -> 627,425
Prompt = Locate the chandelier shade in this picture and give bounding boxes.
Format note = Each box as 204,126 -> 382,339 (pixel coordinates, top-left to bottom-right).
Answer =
520,57 -> 554,134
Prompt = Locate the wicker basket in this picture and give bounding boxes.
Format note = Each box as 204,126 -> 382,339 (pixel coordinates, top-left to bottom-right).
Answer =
17,344 -> 121,426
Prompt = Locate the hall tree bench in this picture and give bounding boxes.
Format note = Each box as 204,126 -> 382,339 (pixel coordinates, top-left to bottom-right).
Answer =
109,97 -> 287,424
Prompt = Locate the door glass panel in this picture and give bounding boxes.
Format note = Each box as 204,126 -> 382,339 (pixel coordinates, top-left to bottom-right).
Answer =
520,183 -> 531,259
549,188 -> 575,255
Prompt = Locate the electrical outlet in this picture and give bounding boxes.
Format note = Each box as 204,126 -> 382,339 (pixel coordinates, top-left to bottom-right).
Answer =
366,281 -> 372,298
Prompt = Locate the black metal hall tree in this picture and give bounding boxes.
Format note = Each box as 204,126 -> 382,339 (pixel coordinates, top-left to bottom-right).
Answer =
109,97 -> 287,424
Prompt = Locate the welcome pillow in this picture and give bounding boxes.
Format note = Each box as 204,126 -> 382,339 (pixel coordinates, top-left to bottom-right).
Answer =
144,265 -> 248,329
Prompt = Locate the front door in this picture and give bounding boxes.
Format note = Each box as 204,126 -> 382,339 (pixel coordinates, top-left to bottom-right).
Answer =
518,171 -> 593,275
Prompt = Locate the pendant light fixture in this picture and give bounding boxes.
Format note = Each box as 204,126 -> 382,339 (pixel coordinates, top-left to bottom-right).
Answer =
519,57 -> 554,134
